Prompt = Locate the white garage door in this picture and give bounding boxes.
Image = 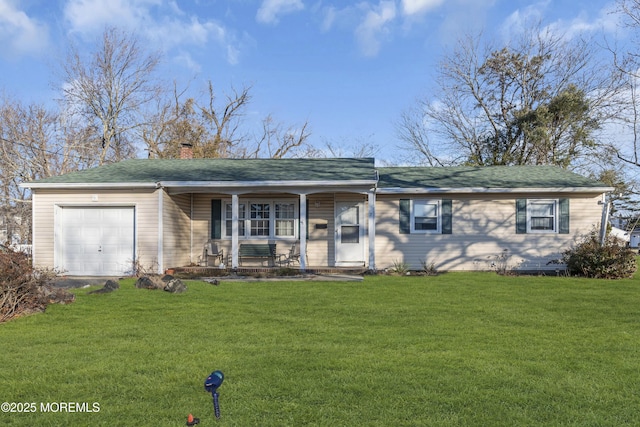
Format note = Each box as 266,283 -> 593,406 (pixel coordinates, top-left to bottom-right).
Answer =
59,206 -> 135,276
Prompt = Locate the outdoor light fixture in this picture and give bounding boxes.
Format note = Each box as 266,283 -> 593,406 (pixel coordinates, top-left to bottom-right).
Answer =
204,370 -> 224,419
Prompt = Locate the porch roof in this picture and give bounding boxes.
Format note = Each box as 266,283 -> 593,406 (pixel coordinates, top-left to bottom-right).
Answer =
22,157 -> 378,189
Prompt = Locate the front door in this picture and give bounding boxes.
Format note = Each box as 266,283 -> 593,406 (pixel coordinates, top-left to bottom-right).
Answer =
335,201 -> 365,266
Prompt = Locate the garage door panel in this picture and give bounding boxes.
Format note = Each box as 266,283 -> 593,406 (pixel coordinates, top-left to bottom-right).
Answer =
59,207 -> 135,276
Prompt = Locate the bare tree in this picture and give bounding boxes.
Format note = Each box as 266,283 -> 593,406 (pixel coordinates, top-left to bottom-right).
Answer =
141,83 -> 209,159
609,0 -> 640,168
241,114 -> 311,158
398,25 -> 619,168
61,26 -> 162,165
0,96 -> 61,244
199,81 -> 252,158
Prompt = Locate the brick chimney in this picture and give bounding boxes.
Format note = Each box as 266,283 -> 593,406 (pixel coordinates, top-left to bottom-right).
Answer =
180,143 -> 193,159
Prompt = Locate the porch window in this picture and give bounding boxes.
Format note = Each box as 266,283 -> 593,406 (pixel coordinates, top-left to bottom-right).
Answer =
275,203 -> 296,237
222,200 -> 299,239
225,203 -> 245,237
250,203 -> 271,236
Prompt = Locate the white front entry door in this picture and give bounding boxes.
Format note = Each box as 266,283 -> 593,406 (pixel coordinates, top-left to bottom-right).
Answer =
58,206 -> 135,276
335,201 -> 365,266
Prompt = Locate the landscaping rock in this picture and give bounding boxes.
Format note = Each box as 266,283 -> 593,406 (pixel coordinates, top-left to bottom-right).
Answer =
164,278 -> 187,293
135,275 -> 186,293
38,284 -> 76,304
88,279 -> 120,294
135,276 -> 162,290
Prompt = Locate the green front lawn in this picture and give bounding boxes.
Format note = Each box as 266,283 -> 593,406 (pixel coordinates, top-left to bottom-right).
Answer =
1,272 -> 639,426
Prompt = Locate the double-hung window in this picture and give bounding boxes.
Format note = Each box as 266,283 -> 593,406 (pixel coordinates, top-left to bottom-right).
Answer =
516,198 -> 569,234
275,203 -> 296,237
220,200 -> 298,239
224,203 -> 246,237
528,200 -> 556,232
411,200 -> 441,233
250,203 -> 271,236
400,199 -> 452,235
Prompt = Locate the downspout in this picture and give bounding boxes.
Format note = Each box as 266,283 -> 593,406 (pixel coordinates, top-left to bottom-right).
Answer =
599,193 -> 610,246
190,193 -> 194,265
231,194 -> 239,269
299,193 -> 307,272
368,189 -> 376,272
157,184 -> 164,274
368,169 -> 379,272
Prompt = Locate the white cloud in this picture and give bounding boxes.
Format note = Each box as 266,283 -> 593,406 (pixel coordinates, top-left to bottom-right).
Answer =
0,0 -> 49,58
321,6 -> 337,32
500,1 -> 548,40
256,0 -> 305,25
547,3 -> 621,40
64,0 -> 161,34
355,0 -> 396,57
63,0 -> 243,66
401,0 -> 444,16
173,51 -> 201,73
501,1 -> 622,43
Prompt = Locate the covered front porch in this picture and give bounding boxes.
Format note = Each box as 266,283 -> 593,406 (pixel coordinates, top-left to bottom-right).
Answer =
162,188 -> 378,273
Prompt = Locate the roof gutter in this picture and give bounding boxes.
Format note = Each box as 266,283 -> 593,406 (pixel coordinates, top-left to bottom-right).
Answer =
157,179 -> 378,188
20,182 -> 159,190
376,186 -> 615,194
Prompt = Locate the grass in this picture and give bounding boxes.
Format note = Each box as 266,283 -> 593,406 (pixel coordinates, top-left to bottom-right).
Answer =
1,271 -> 640,426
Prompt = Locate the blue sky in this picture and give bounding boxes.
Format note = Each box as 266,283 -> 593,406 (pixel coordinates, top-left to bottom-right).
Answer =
0,0 -> 624,163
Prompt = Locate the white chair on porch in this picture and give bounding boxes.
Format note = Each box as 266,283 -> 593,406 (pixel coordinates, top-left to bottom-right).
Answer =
279,241 -> 301,267
202,241 -> 224,267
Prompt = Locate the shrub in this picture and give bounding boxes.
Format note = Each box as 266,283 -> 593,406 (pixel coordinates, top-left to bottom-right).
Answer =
390,260 -> 410,275
0,247 -> 68,322
420,259 -> 438,276
563,232 -> 637,279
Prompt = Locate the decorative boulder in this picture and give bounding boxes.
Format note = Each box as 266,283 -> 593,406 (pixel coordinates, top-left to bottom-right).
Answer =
135,276 -> 162,290
164,278 -> 187,294
38,285 -> 76,304
88,279 -> 120,294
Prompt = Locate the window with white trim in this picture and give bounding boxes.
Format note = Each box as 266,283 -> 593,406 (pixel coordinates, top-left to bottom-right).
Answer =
400,199 -> 452,235
223,200 -> 298,239
224,203 -> 246,237
411,200 -> 441,233
275,203 -> 296,237
527,199 -> 557,233
250,203 -> 270,236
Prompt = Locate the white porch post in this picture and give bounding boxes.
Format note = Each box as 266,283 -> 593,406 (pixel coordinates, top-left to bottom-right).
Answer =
299,194 -> 307,271
157,188 -> 164,275
232,194 -> 239,269
368,190 -> 376,271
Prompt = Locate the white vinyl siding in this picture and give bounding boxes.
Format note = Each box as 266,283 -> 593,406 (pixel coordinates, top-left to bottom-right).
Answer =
376,193 -> 603,272
30,189 -> 159,275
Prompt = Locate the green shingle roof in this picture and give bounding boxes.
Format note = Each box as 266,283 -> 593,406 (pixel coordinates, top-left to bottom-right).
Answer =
28,158 -> 377,185
377,166 -> 608,189
25,158 -> 609,191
